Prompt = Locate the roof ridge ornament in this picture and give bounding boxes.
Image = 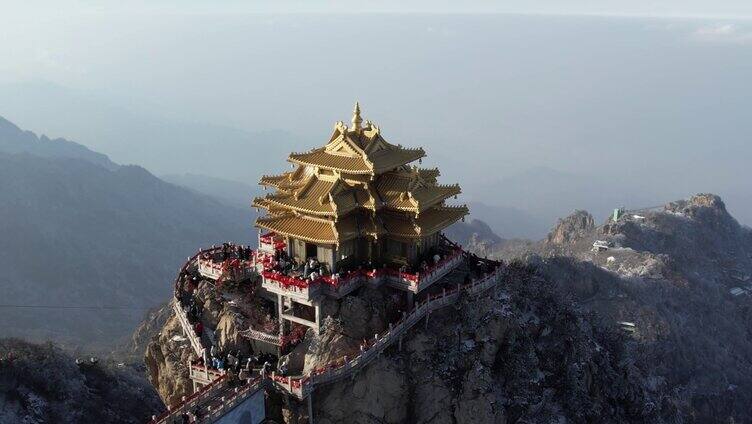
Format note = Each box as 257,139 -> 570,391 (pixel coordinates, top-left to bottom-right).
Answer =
351,101 -> 363,132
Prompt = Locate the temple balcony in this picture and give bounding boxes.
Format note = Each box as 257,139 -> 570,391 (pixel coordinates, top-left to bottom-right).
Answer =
320,273 -> 368,298
404,248 -> 464,293
261,271 -> 322,302
197,257 -> 256,282
260,248 -> 463,300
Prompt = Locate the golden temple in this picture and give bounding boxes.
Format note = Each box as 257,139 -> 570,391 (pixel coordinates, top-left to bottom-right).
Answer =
253,103 -> 468,271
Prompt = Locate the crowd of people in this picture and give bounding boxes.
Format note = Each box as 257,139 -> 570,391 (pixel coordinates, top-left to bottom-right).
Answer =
269,249 -> 329,282
203,242 -> 253,263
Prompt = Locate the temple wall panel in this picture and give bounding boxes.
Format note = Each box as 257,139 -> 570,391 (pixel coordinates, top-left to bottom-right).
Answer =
317,245 -> 335,271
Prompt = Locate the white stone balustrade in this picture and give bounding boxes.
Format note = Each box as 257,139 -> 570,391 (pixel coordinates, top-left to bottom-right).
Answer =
243,328 -> 282,346
173,301 -> 203,357
197,257 -> 256,282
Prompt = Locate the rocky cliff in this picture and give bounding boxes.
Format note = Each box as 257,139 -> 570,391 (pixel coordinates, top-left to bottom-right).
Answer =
489,194 -> 752,423
145,262 -> 678,423
305,262 -> 677,424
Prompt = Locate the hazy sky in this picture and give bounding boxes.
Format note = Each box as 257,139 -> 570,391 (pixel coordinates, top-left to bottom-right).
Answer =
1,5 -> 750,233
4,0 -> 752,17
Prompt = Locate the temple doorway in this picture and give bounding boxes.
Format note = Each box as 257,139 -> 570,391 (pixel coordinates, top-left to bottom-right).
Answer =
305,242 -> 317,260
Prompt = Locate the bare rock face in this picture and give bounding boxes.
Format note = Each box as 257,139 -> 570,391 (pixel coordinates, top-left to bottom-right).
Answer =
314,356 -> 408,424
215,311 -> 250,356
303,318 -> 362,375
143,308 -> 194,407
546,210 -> 595,245
303,286 -> 399,375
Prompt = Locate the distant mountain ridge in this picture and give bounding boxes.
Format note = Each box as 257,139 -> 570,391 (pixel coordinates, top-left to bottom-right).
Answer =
0,116 -> 253,349
161,172 -> 262,209
0,82 -> 299,182
0,116 -> 117,170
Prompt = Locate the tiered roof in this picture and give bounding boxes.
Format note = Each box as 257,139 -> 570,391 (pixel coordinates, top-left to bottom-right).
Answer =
254,103 -> 468,245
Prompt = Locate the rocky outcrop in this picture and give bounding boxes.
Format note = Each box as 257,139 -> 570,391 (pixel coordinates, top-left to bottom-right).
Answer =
546,210 -> 594,245
143,278 -> 256,406
491,194 -> 752,423
115,303 -> 172,365
279,286 -> 400,376
143,309 -> 194,407
0,338 -> 162,423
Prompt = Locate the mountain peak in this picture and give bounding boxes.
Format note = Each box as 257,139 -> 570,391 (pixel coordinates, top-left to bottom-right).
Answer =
546,209 -> 595,245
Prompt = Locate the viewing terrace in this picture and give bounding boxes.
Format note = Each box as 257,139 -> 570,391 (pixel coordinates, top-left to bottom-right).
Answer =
196,243 -> 256,283
257,232 -> 465,303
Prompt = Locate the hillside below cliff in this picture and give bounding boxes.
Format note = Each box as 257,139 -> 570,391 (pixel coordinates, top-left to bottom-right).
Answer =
0,338 -> 162,423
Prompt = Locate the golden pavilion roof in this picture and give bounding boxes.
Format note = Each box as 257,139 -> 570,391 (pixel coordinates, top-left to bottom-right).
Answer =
380,206 -> 469,239
287,117 -> 425,175
256,211 -> 381,245
254,175 -> 374,217
254,103 -> 468,244
374,168 -> 460,213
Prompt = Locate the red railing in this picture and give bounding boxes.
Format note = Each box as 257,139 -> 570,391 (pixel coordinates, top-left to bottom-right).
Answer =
189,363 -> 225,382
261,249 -> 464,298
259,232 -> 287,252
150,373 -> 228,423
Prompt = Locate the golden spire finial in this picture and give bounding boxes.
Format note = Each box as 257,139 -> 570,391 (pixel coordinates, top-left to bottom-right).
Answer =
351,101 -> 363,131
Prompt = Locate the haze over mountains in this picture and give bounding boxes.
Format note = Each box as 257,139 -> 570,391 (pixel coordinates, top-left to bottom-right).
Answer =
2,14 -> 750,239
0,116 -> 254,349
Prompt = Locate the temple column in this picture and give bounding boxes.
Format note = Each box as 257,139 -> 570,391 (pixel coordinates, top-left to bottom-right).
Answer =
314,300 -> 321,334
277,293 -> 285,336
308,393 -> 314,424
331,247 -> 337,273
406,291 -> 414,309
